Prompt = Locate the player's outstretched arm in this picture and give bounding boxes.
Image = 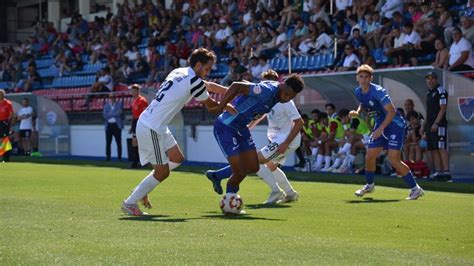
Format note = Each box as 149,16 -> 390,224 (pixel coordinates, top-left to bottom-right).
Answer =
208,82 -> 250,114
204,81 -> 228,94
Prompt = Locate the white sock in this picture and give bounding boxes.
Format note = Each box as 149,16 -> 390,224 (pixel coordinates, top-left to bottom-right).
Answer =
168,161 -> 181,171
340,143 -> 352,154
257,164 -> 281,192
315,154 -> 324,170
324,155 -> 331,168
272,168 -> 294,194
311,147 -> 319,156
125,171 -> 160,204
332,157 -> 342,169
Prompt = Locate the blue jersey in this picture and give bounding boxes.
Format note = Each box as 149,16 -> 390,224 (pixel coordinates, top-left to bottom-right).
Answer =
354,83 -> 405,128
218,81 -> 280,130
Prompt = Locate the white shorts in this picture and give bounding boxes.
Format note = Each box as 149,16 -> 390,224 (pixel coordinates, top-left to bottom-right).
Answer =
136,121 -> 177,166
260,140 -> 299,165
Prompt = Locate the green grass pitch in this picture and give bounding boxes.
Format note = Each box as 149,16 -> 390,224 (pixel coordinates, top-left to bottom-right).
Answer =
1,160 -> 473,264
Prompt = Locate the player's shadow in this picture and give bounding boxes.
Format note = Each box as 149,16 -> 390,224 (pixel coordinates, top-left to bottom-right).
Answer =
118,214 -> 192,223
201,212 -> 284,221
345,198 -> 401,204
246,204 -> 292,209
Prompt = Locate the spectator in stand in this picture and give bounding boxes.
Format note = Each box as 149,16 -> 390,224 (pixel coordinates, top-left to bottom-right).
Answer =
214,18 -> 233,52
448,27 -> 474,71
436,3 -> 453,30
336,44 -> 360,72
17,98 -> 35,156
379,0 -> 403,19
363,12 -> 382,51
91,66 -> 114,93
129,84 -> 148,169
17,64 -> 42,92
405,2 -> 422,24
421,72 -> 451,182
460,15 -> 474,46
103,94 -> 123,161
358,44 -> 376,68
222,58 -> 241,86
385,22 -> 421,65
0,89 -> 14,162
249,56 -> 261,82
71,52 -> 84,72
432,38 -> 449,69
410,15 -> 443,66
349,28 -> 366,49
129,53 -> 150,81
258,56 -> 271,77
310,3 -> 330,26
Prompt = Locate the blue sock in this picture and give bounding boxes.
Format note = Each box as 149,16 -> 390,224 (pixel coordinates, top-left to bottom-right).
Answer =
226,184 -> 239,193
214,165 -> 232,181
365,171 -> 375,184
402,172 -> 417,189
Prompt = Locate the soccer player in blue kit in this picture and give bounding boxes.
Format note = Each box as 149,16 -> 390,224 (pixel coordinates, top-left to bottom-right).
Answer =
207,74 -> 305,212
351,64 -> 424,200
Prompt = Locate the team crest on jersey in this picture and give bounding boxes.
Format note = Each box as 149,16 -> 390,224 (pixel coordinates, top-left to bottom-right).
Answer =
457,97 -> 474,122
253,86 -> 262,94
369,100 -> 374,106
232,137 -> 238,145
390,134 -> 396,140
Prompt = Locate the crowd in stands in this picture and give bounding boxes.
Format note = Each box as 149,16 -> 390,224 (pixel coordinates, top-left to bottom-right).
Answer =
0,0 -> 472,93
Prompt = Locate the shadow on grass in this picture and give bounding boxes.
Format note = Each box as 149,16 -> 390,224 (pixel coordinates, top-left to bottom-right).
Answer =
200,213 -> 284,221
118,214 -> 192,223
246,204 -> 292,209
345,197 -> 401,204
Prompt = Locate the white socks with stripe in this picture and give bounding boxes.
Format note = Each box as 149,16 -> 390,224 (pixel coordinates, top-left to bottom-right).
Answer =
125,170 -> 160,205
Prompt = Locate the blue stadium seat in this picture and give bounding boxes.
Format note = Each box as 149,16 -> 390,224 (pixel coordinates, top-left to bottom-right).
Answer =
324,53 -> 335,67
270,57 -> 280,70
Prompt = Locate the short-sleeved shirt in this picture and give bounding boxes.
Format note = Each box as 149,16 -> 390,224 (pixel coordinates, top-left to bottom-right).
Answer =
354,83 -> 406,129
218,80 -> 280,130
449,38 -> 474,67
18,106 -> 34,130
98,74 -> 113,91
267,100 -> 302,146
0,99 -> 14,121
139,67 -> 208,133
132,95 -> 148,119
426,85 -> 448,127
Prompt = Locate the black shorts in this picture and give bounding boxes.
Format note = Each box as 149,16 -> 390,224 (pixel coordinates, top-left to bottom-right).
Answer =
20,129 -> 32,138
0,120 -> 10,138
426,125 -> 447,150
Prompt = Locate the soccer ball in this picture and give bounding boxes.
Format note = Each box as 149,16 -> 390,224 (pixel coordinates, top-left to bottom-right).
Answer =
219,193 -> 243,215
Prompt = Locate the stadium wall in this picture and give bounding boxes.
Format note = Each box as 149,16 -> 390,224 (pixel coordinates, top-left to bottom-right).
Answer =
68,125 -> 297,166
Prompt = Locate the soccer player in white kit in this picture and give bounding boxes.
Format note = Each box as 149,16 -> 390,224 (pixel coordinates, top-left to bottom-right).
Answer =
121,48 -> 227,215
207,70 -> 303,204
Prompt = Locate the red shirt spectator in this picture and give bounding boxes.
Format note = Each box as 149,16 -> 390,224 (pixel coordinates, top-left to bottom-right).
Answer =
132,94 -> 148,119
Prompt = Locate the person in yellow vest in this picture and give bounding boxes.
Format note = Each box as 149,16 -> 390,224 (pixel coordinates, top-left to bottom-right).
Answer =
300,114 -> 315,158
334,108 -> 371,173
320,112 -> 347,172
312,112 -> 343,171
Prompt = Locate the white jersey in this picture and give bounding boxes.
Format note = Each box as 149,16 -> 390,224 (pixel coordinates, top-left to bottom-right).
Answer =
139,67 -> 208,132
267,100 -> 301,147
18,106 -> 34,130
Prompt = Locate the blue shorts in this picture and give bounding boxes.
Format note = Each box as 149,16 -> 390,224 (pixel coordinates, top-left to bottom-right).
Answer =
213,120 -> 256,158
368,122 -> 406,150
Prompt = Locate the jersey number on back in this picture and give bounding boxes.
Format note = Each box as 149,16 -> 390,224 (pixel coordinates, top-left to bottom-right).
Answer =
155,80 -> 174,102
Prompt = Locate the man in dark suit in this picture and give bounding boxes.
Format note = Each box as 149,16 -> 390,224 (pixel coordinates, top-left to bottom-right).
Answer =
103,94 -> 123,161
